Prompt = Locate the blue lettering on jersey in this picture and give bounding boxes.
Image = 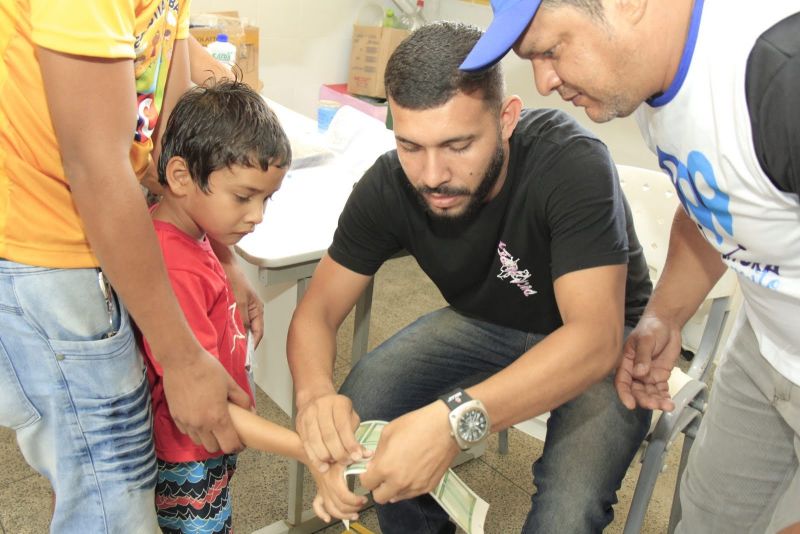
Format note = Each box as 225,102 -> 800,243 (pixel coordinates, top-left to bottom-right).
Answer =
658,148 -> 782,291
721,245 -> 782,290
657,147 -> 733,245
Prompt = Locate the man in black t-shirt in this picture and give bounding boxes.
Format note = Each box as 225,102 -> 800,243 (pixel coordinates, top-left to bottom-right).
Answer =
288,22 -> 652,533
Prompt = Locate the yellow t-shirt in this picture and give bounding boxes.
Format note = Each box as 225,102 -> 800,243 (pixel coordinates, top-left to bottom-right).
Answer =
0,0 -> 190,268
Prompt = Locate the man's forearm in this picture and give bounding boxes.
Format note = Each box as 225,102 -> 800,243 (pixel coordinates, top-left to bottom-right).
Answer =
644,207 -> 727,327
470,317 -> 621,431
287,314 -> 340,407
37,44 -> 197,364
188,35 -> 234,85
467,264 -> 626,430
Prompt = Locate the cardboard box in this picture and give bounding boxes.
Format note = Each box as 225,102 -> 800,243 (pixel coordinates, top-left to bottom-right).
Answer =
347,25 -> 409,99
189,12 -> 260,90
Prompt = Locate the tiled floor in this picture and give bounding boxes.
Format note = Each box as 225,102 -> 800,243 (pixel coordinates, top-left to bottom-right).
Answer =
0,256 -> 684,533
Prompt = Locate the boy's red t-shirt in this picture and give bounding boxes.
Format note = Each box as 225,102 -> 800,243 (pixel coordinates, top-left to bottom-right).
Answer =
143,218 -> 254,463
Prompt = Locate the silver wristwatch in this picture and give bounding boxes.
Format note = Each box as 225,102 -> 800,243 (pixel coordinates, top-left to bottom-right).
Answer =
439,388 -> 490,450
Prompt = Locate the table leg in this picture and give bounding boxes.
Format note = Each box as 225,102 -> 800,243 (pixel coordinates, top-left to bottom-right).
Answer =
253,277 -> 332,534
351,278 -> 374,365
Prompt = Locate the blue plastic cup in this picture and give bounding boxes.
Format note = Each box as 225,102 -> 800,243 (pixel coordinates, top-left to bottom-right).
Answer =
317,100 -> 341,133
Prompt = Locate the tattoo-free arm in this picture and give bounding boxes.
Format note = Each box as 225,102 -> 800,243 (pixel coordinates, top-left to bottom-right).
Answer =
616,207 -> 726,410
37,44 -> 248,453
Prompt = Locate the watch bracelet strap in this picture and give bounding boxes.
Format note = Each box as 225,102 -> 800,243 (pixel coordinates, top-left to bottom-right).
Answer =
439,387 -> 472,411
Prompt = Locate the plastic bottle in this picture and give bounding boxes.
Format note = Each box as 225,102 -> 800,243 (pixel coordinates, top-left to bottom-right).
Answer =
383,8 -> 398,28
207,34 -> 237,68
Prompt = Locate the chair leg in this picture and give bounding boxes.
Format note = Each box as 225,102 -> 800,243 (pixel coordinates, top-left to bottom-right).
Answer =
688,297 -> 730,382
624,436 -> 669,534
624,383 -> 706,534
498,429 -> 509,455
667,418 -> 699,534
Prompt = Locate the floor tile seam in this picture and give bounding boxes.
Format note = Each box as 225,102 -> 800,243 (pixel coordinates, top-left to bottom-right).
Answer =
476,457 -> 533,495
0,471 -> 41,491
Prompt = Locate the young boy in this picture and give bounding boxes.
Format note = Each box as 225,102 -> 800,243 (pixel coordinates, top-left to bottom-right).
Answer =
141,80 -> 363,532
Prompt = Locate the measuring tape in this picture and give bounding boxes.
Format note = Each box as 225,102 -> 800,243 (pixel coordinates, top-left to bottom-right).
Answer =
343,523 -> 375,534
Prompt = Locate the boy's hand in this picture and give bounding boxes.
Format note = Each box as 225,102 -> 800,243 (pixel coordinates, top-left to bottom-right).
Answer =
162,349 -> 250,453
310,462 -> 366,523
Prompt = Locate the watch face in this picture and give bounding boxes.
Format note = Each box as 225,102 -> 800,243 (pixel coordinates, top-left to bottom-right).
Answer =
458,408 -> 488,443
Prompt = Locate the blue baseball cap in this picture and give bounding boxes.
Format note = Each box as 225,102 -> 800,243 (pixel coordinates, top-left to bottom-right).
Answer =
460,0 -> 543,71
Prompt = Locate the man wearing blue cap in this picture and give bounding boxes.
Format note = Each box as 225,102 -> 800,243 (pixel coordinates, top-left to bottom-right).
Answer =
463,1 -> 800,532
290,21 -> 653,533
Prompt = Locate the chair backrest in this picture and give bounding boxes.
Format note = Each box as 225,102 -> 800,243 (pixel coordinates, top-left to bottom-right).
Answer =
617,164 -> 679,285
617,164 -> 738,299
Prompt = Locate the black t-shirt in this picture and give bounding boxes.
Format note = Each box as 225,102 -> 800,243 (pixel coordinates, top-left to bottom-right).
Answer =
746,11 -> 800,196
329,108 -> 652,333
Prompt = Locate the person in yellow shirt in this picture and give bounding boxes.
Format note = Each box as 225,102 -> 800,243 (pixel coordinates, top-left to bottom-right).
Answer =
0,2 -> 261,531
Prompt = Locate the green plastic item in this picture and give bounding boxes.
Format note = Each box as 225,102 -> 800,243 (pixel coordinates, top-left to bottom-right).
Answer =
383,8 -> 396,28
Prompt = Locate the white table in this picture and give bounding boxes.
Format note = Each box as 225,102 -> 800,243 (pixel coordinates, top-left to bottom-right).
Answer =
236,101 -> 395,415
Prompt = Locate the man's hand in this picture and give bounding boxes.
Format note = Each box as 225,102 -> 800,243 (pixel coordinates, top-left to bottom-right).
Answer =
223,261 -> 264,347
615,314 -> 682,411
310,462 -> 366,523
296,393 -> 371,472
161,349 -> 251,453
360,401 -> 459,504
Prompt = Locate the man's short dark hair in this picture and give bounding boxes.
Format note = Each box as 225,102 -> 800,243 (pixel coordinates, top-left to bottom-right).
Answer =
384,21 -> 505,112
158,79 -> 291,192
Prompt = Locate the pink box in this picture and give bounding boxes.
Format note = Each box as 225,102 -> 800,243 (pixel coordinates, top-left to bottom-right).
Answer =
319,83 -> 388,125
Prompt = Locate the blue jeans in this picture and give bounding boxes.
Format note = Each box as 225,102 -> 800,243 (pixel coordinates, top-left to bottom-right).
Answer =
340,307 -> 650,534
0,260 -> 157,533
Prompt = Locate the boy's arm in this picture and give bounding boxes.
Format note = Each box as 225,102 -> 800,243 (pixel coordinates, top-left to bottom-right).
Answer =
227,403 -> 305,461
227,404 -> 365,521
37,44 -> 248,454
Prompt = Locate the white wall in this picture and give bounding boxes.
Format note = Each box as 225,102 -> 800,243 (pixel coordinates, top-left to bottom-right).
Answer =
191,0 -> 657,169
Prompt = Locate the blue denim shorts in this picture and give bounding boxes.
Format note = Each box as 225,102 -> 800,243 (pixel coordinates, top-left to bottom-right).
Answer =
0,260 -> 158,533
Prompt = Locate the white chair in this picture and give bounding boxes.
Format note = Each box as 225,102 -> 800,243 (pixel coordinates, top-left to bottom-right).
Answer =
617,164 -> 739,534
499,164 -> 739,531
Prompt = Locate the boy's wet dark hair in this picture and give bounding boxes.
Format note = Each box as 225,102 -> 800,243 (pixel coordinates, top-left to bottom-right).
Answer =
158,79 -> 291,192
384,21 -> 505,113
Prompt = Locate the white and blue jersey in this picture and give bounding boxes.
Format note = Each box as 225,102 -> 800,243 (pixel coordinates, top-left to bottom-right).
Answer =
636,0 -> 800,384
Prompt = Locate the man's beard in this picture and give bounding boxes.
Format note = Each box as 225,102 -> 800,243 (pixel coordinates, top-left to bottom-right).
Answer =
412,140 -> 505,225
